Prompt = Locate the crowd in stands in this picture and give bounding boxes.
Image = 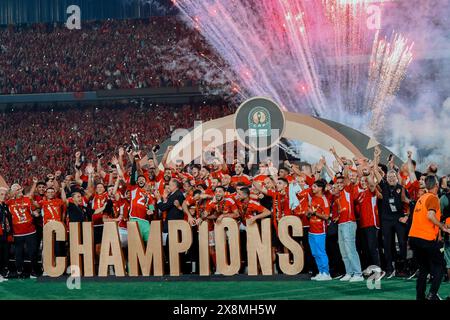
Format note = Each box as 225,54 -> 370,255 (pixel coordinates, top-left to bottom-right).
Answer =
0,103 -> 236,185
0,18 -> 233,95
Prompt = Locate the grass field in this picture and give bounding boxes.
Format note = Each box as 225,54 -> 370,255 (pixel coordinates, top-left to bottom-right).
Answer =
2,276 -> 450,300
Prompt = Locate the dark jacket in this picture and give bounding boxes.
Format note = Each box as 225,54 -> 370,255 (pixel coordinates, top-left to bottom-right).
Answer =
0,202 -> 12,240
157,189 -> 185,233
379,179 -> 405,220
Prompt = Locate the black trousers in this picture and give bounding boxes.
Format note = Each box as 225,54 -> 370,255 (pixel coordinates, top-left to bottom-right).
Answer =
409,237 -> 444,300
361,226 -> 381,268
0,239 -> 9,273
355,226 -> 365,266
300,227 -> 317,274
326,234 -> 345,276
186,229 -> 199,272
14,233 -> 39,274
381,218 -> 407,272
240,230 -> 247,271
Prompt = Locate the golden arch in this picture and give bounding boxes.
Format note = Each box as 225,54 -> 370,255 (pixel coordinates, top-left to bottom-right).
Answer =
164,111 -> 401,166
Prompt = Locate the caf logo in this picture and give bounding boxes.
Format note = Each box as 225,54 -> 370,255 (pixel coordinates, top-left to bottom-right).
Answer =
249,107 -> 271,138
234,97 -> 285,150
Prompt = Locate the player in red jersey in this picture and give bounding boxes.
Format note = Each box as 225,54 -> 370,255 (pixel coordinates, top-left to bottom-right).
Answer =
334,173 -> 363,282
252,162 -> 270,183
253,177 -> 291,272
230,162 -> 252,188
90,182 -> 112,258
202,186 -> 239,274
199,166 -> 212,188
307,179 -> 332,281
36,187 -> 66,259
356,173 -> 384,277
128,153 -> 155,243
7,179 -> 41,278
236,187 -> 271,226
292,174 -> 316,275
253,178 -> 291,233
235,186 -> 271,274
38,187 -> 66,225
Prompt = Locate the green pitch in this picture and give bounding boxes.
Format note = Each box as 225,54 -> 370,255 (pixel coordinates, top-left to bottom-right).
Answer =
1,278 -> 450,300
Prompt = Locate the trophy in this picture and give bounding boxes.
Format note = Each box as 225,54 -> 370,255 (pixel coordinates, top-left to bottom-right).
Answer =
131,133 -> 140,153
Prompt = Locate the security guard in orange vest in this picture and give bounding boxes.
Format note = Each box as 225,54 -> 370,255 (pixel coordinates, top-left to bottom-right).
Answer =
409,175 -> 450,300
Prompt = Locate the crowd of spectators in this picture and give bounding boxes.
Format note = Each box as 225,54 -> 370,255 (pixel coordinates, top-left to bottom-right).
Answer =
0,18 -> 233,96
0,102 -> 236,185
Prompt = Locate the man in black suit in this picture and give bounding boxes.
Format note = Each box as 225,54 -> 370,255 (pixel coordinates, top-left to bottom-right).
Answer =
156,178 -> 186,269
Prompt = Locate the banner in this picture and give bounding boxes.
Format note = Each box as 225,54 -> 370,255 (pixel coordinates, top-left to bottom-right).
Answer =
43,217 -> 304,277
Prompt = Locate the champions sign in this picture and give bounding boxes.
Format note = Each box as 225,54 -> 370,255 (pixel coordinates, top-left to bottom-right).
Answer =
43,217 -> 304,277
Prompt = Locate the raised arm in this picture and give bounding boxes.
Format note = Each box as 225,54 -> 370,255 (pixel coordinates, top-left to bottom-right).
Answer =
314,157 -> 326,180
97,156 -> 107,180
112,156 -> 125,181
84,163 -> 95,200
406,151 -> 417,183
60,182 -> 68,205
26,177 -> 38,198
150,147 -> 161,177
130,156 -> 138,186
324,160 -> 336,180
330,146 -> 345,169
53,170 -> 62,192
252,181 -> 269,195
161,146 -> 173,169
118,147 -> 125,172
367,169 -> 378,193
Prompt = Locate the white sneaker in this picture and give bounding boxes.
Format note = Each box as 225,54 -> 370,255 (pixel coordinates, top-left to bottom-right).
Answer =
0,275 -> 7,282
316,273 -> 332,281
311,273 -> 321,280
349,275 -> 365,282
340,274 -> 352,281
